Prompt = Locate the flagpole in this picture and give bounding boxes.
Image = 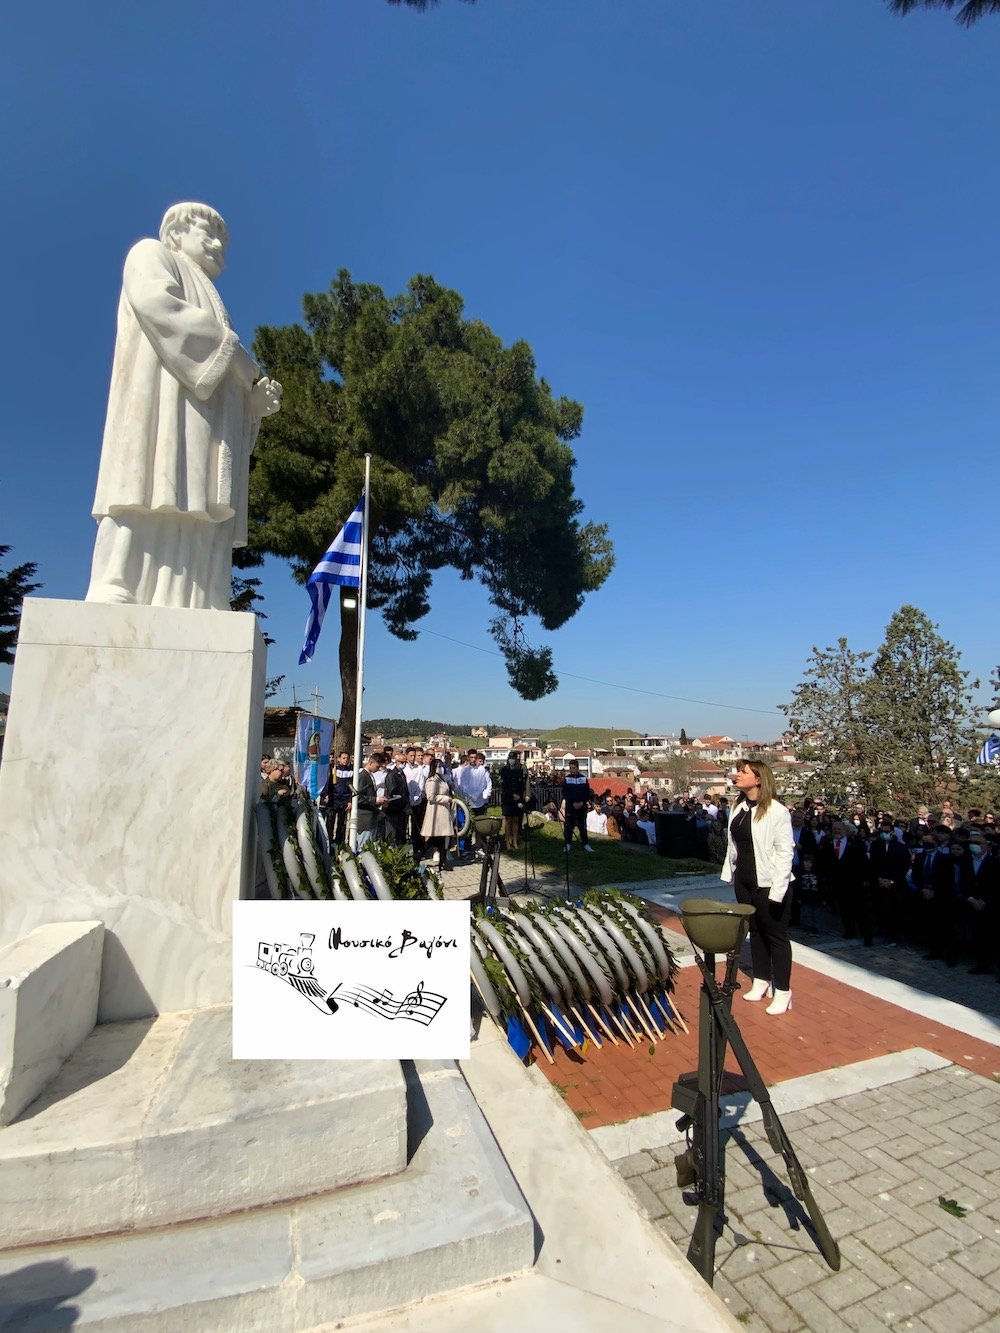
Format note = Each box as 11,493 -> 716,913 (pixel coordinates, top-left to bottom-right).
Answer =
347,453 -> 373,851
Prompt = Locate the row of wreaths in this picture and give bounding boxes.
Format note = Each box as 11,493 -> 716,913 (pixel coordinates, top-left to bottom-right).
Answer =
255,793 -> 686,1063
471,895 -> 685,1063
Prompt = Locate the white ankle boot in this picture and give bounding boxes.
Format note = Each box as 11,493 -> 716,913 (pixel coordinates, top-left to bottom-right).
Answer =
766,989 -> 792,1015
743,978 -> 773,1002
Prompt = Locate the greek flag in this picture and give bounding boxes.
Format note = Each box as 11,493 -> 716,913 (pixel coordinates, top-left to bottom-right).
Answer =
977,734 -> 1000,766
298,494 -> 364,665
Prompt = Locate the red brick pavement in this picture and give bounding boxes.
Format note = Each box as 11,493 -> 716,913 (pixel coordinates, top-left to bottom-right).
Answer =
536,912 -> 1000,1129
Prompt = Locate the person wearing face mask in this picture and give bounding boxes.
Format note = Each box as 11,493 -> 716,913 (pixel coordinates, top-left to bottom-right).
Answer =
964,832 -> 998,976
869,818 -> 910,945
499,750 -> 530,851
721,760 -> 794,1014
925,832 -> 970,967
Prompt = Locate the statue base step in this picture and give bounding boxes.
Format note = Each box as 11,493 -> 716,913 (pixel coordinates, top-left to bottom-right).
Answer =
0,1006 -> 408,1248
0,1017 -> 532,1330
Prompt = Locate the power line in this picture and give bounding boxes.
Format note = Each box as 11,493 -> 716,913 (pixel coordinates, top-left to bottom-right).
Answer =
424,630 -> 783,718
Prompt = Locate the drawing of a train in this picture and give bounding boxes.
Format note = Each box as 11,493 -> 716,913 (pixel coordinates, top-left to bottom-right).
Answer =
257,933 -> 315,977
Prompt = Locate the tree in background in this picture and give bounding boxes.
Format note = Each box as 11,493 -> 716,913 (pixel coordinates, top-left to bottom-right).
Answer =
782,608 -> 982,810
0,547 -> 41,666
781,637 -> 875,806
865,605 -> 978,808
679,727 -> 689,746
249,271 -> 613,754
887,0 -> 1000,26
230,565 -> 285,700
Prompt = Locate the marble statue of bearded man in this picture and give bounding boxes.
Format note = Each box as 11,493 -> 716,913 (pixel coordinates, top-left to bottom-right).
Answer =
86,202 -> 282,610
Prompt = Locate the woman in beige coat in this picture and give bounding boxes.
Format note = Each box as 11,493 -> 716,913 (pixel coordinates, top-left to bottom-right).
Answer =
421,758 -> 454,871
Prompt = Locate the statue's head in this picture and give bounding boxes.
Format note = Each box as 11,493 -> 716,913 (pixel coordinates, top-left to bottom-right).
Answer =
159,202 -> 228,279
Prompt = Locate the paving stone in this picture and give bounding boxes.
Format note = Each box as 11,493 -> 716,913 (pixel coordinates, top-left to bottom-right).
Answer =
641,1164 -> 677,1196
885,1245 -> 957,1303
808,1268 -> 882,1312
919,1290 -> 992,1331
953,1237 -> 1000,1280
731,1273 -> 803,1332
759,1250 -> 828,1298
823,1180 -> 890,1229
784,1284 -> 859,1333
836,1236 -> 903,1289
614,1150 -> 657,1177
856,1279 -> 934,1322
856,1215 -> 934,1253
626,1177 -> 669,1222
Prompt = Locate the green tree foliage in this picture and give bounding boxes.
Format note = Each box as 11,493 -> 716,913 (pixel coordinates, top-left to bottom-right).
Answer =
865,606 -> 979,808
0,546 -> 41,666
249,270 -> 614,752
782,607 -> 981,809
887,0 -> 1000,26
229,565 -> 284,700
780,637 -> 874,805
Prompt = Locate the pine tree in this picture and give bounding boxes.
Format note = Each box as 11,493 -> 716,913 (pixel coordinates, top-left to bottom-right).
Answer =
780,637 -> 874,806
248,271 -> 613,753
0,546 -> 41,666
865,606 -> 978,808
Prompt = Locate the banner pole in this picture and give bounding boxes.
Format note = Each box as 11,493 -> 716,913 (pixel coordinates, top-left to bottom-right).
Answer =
347,453 -> 373,851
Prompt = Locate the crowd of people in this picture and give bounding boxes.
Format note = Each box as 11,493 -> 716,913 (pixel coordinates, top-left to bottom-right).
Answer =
263,744 -> 998,982
313,746 -> 509,871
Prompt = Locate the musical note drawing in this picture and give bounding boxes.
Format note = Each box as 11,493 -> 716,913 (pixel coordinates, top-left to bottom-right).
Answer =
338,981 -> 446,1027
254,939 -> 447,1026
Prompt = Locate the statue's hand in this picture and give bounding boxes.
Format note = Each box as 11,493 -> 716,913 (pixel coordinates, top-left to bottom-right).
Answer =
251,377 -> 283,417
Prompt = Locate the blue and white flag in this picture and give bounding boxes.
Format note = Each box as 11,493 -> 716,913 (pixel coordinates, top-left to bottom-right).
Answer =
294,713 -> 335,799
298,494 -> 364,665
977,734 -> 1000,766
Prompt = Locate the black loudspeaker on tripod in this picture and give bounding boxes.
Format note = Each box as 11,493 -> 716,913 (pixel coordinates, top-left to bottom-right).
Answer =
670,898 -> 841,1287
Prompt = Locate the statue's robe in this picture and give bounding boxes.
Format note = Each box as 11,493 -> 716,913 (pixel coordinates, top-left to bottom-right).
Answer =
93,238 -> 259,544
87,239 -> 261,608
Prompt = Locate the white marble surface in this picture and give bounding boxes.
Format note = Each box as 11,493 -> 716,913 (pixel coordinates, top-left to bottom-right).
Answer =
0,1007 -> 408,1248
0,921 -> 104,1125
87,202 -> 281,611
0,598 -> 266,1020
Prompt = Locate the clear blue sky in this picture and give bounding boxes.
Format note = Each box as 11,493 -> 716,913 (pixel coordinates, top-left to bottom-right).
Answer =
3,0 -> 998,737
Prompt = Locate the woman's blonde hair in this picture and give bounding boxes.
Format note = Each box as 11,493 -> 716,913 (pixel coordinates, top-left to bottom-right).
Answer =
735,759 -> 778,819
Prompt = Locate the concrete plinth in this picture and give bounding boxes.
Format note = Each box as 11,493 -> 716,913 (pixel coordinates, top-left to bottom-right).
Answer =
0,599 -> 265,1021
0,922 -> 104,1126
0,1006 -> 408,1248
0,1050 -> 533,1330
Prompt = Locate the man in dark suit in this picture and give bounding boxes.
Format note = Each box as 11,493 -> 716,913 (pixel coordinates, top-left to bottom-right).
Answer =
788,809 -> 818,927
818,821 -> 873,944
868,818 -> 911,944
924,832 -> 971,967
966,831 -> 999,976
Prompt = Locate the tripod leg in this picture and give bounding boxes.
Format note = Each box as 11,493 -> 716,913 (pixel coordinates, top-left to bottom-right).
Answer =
700,965 -> 841,1273
686,975 -> 724,1285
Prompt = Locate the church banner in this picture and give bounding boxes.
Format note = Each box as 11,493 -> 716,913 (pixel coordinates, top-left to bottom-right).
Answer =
294,713 -> 335,799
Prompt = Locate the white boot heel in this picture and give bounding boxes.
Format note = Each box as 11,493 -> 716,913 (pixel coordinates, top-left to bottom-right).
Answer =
766,989 -> 792,1015
743,978 -> 773,1002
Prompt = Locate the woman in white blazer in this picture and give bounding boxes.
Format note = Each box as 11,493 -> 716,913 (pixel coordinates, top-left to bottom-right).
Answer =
721,760 -> 795,1014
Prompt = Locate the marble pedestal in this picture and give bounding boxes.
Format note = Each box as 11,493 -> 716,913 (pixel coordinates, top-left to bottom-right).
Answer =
0,599 -> 266,1022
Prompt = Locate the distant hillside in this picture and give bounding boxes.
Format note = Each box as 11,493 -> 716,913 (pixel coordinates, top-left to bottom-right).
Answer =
362,718 -> 513,737
538,726 -> 642,750
359,719 -> 646,751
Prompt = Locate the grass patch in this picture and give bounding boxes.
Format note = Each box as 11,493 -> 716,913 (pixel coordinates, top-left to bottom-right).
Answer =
574,1108 -> 595,1120
515,816 -> 715,889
